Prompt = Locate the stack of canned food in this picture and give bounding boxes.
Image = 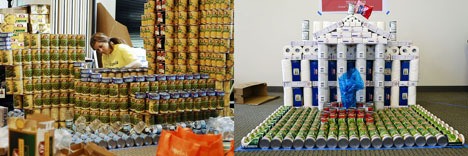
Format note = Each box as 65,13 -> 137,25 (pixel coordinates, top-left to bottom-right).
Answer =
241,104 -> 465,150
2,33 -> 86,128
70,120 -> 208,149
74,68 -> 225,126
410,105 -> 464,145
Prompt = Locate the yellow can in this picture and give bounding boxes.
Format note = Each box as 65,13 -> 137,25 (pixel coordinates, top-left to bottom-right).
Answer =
68,34 -> 77,49
58,106 -> 67,121
13,95 -> 22,109
178,11 -> 188,25
42,63 -> 51,77
23,78 -> 33,94
41,107 -> 51,117
59,63 -> 69,77
59,49 -> 68,64
188,26 -> 199,39
31,49 -> 41,64
99,110 -> 110,123
68,48 -> 76,63
77,34 -> 86,48
13,65 -> 23,79
50,34 -> 59,49
21,49 -> 31,64
188,39 -> 198,53
188,0 -> 199,11
13,49 -> 22,65
50,77 -> 59,92
59,91 -> 69,106
13,79 -> 24,95
50,106 -> 59,120
2,50 -> 13,65
109,110 -> 120,123
23,94 -> 34,109
49,49 -> 59,64
51,91 -> 60,106
177,38 -> 187,52
40,34 -> 50,49
59,34 -> 68,49
24,33 -> 31,48
41,92 -> 51,107
30,34 -> 40,49
76,48 -> 86,62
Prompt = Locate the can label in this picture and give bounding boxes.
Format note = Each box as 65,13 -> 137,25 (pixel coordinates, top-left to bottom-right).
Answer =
41,49 -> 50,63
59,34 -> 68,48
140,81 -> 150,93
50,34 -> 59,48
99,110 -> 110,123
68,34 -> 77,48
41,63 -> 51,77
76,49 -> 86,62
90,110 -> 99,122
99,83 -> 109,96
119,97 -> 129,111
33,78 -> 42,92
41,34 -> 50,48
41,78 -> 51,91
118,83 -> 128,97
50,78 -> 60,91
23,94 -> 33,108
13,49 -> 22,64
22,49 -> 32,64
50,63 -> 60,77
32,63 -> 42,78
109,111 -> 120,123
60,91 -> 68,105
130,82 -> 140,95
100,97 -> 109,109
51,92 -> 60,106
42,93 -> 52,107
33,93 -> 42,107
82,109 -> 90,121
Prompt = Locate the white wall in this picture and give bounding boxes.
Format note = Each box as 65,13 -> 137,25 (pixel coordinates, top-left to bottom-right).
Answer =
235,0 -> 468,86
97,0 -> 115,19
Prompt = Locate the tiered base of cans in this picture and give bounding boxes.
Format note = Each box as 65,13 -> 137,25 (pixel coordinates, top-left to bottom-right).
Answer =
241,105 -> 465,150
74,68 -> 226,126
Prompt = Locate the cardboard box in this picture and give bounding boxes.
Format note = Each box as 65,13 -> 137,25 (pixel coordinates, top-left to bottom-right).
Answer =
9,114 -> 55,156
29,14 -> 49,24
234,82 -> 279,105
96,3 -> 132,68
56,143 -> 115,156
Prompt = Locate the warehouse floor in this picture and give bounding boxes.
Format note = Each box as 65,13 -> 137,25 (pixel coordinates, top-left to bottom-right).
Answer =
234,91 -> 468,156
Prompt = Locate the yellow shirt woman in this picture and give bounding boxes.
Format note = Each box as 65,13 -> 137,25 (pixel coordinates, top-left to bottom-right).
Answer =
90,32 -> 142,68
101,44 -> 138,68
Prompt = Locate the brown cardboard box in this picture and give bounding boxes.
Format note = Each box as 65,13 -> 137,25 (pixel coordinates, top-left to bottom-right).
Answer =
56,143 -> 115,156
234,82 -> 279,105
96,3 -> 132,68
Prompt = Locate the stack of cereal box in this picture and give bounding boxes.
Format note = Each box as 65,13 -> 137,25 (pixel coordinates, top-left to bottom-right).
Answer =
28,4 -> 51,34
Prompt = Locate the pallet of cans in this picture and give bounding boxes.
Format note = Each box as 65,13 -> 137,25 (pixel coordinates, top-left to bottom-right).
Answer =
241,103 -> 465,150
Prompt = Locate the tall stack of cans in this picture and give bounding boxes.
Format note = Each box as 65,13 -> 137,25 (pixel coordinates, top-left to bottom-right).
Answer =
141,0 -> 164,74
199,0 -> 234,116
3,33 -> 87,128
162,0 -> 200,74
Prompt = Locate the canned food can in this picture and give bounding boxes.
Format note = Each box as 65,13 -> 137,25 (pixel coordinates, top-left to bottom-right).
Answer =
50,63 -> 60,77
40,63 -> 51,77
51,106 -> 59,120
12,49 -> 22,65
59,34 -> 68,49
59,91 -> 69,106
68,34 -> 77,48
77,35 -> 86,48
21,49 -> 31,64
89,109 -> 99,122
22,94 -> 34,109
50,91 -> 60,106
119,97 -> 129,111
40,77 -> 52,92
32,78 -> 42,93
49,49 -> 59,63
100,110 -> 110,123
109,110 -> 120,123
50,34 -> 59,48
76,48 -> 86,62
32,63 -> 42,78
68,49 -> 77,63
39,33 -> 49,47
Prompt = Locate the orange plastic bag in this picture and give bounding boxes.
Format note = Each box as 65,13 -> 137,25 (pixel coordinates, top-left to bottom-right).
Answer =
225,140 -> 234,156
156,126 -> 224,156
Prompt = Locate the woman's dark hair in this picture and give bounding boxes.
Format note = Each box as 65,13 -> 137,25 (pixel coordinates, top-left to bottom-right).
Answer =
90,32 -> 126,50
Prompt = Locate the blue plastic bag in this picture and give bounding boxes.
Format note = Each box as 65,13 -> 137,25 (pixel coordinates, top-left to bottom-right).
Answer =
338,68 -> 365,108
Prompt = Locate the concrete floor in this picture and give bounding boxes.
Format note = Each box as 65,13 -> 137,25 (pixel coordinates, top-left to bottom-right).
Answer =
234,91 -> 468,156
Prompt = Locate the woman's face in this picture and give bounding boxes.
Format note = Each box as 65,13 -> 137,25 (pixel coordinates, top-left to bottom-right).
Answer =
93,42 -> 112,55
